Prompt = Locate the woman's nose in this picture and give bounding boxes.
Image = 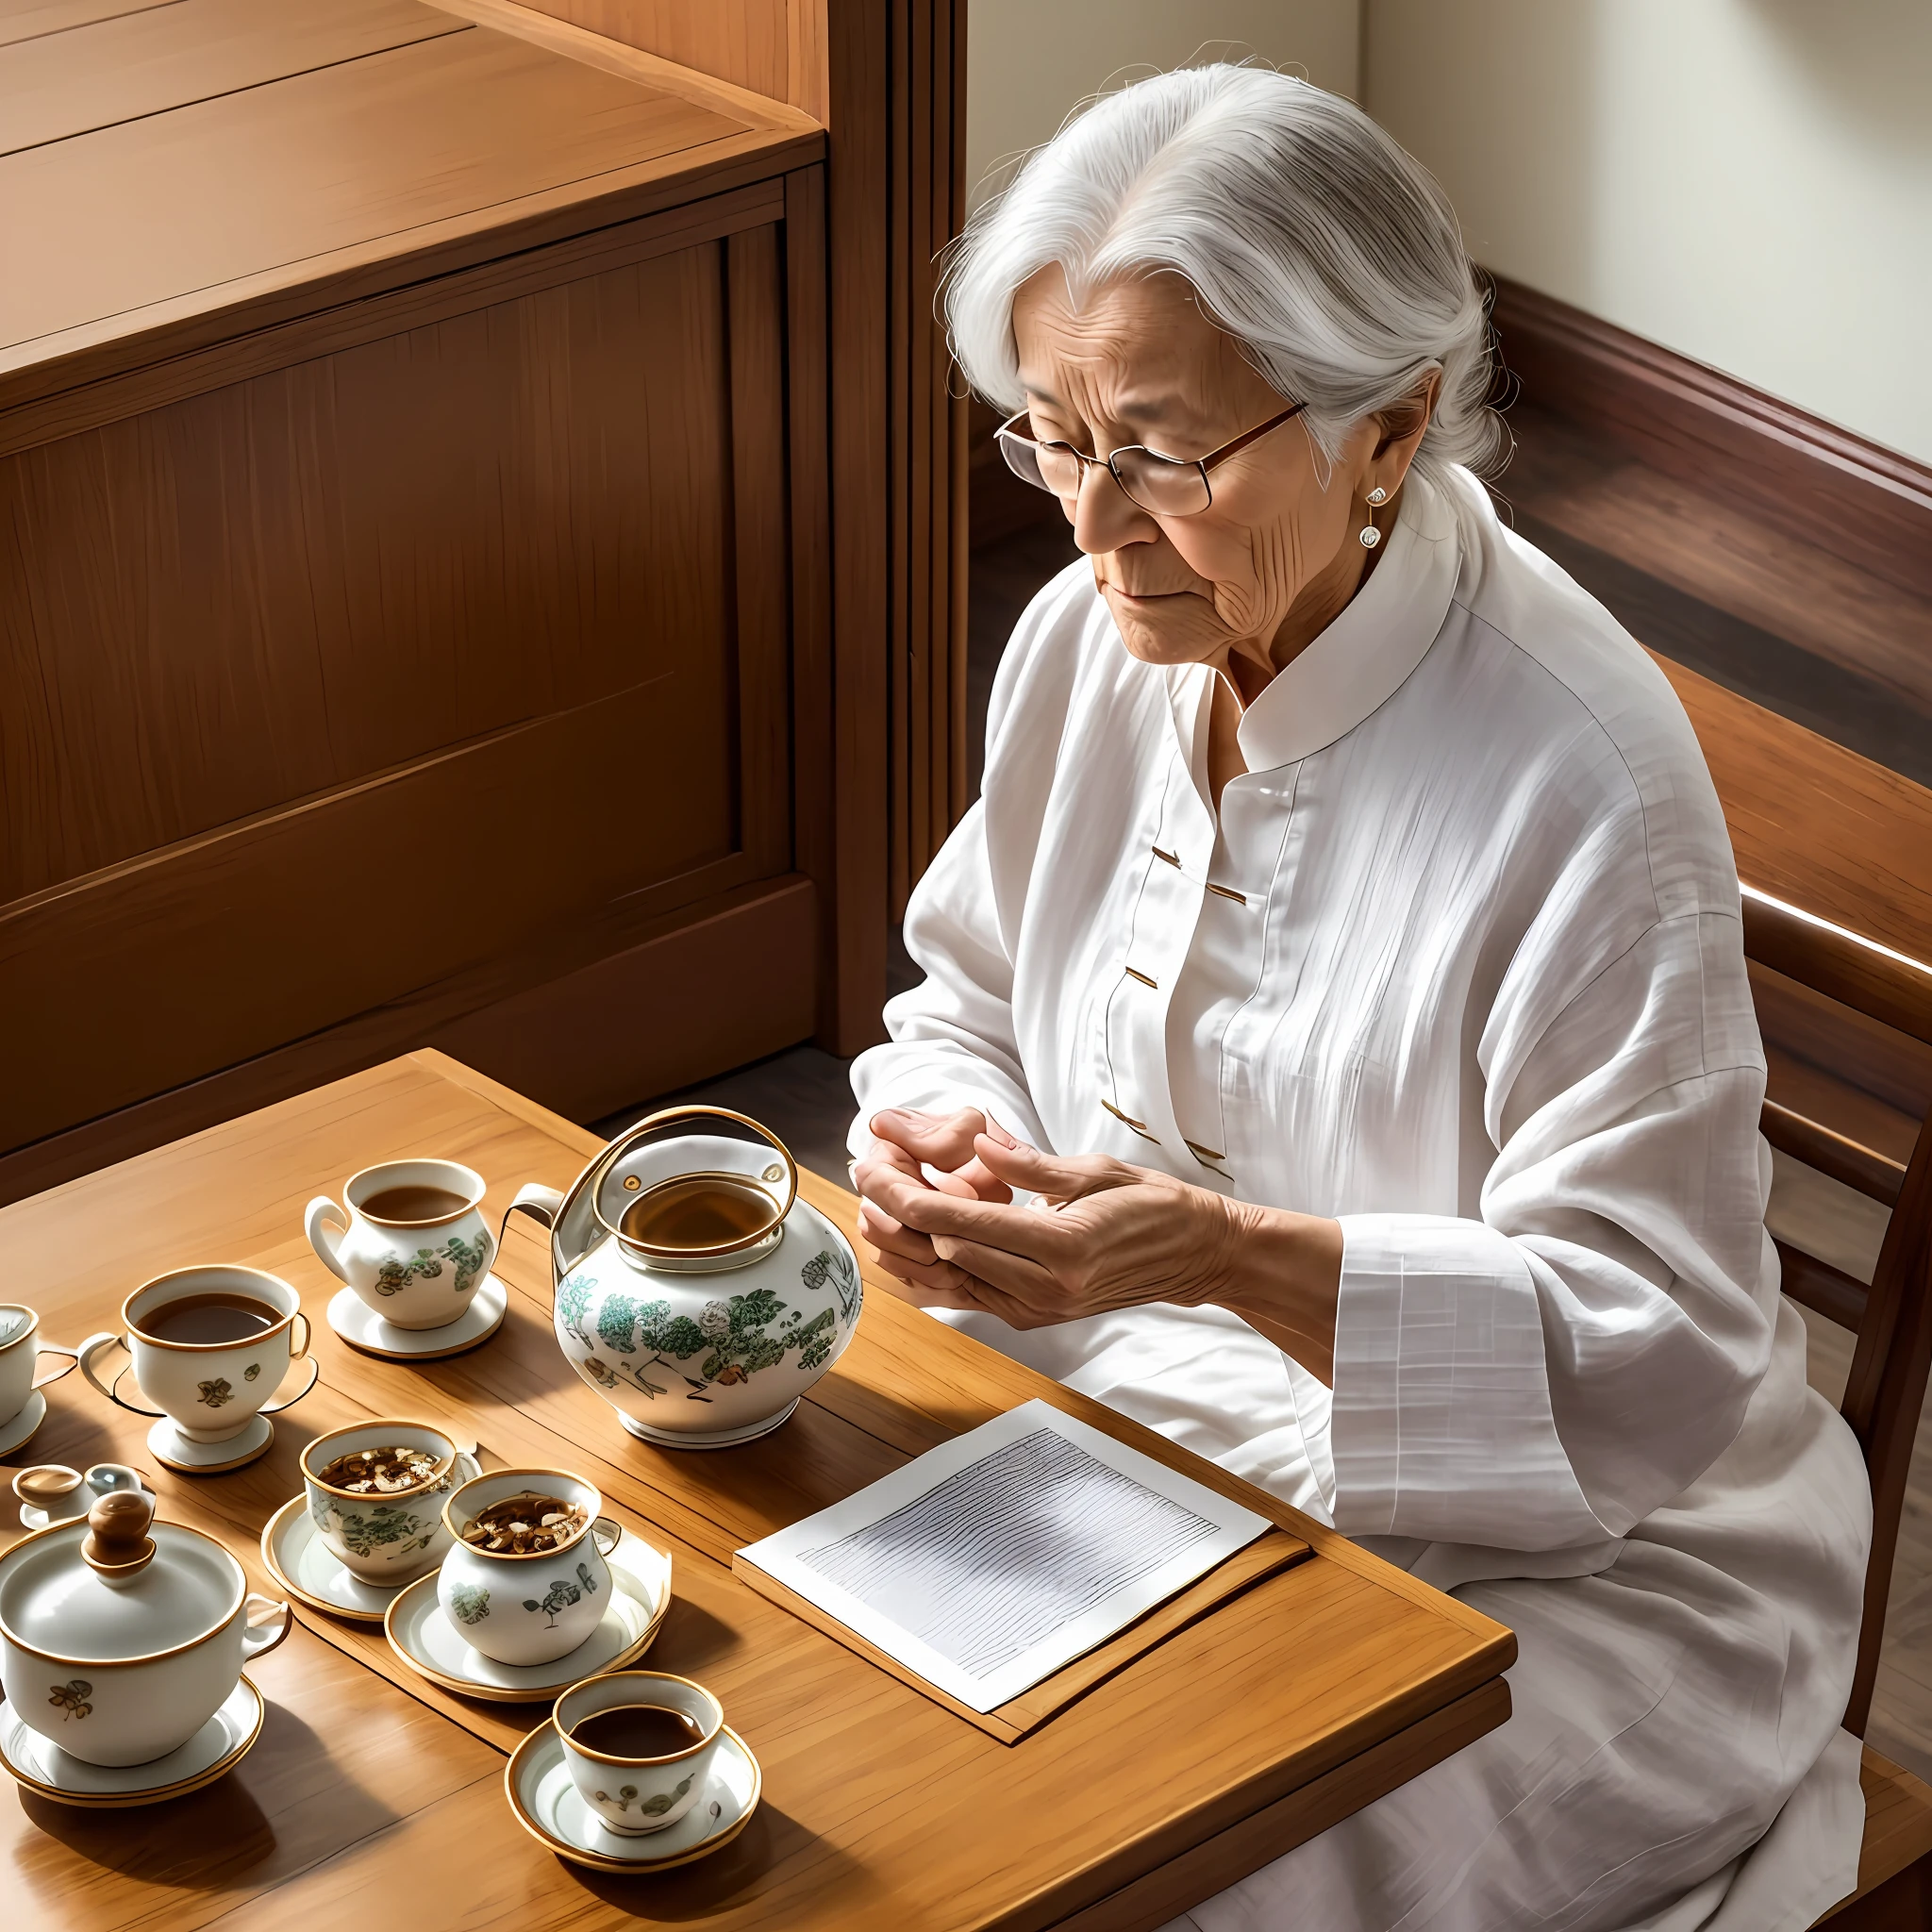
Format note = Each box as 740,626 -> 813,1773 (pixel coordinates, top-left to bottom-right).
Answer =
1072,459 -> 1158,554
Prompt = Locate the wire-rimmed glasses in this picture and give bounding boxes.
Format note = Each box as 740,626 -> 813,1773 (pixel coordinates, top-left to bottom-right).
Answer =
993,399 -> 1307,517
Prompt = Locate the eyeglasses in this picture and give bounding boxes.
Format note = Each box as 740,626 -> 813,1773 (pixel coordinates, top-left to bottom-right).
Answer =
994,399 -> 1307,518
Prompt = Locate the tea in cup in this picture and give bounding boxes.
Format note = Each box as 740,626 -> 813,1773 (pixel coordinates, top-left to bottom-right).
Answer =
0,1305 -> 77,1429
301,1420 -> 481,1586
307,1159 -> 496,1331
436,1467 -> 620,1665
76,1265 -> 317,1446
555,1670 -> 724,1835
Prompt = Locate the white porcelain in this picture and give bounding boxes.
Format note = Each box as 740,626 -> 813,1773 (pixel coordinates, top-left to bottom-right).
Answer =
260,1494 -> 410,1623
326,1274 -> 507,1360
388,1528 -> 669,1700
0,1675 -> 263,1808
505,1108 -> 862,1450
0,1391 -> 46,1458
146,1410 -> 275,1474
307,1159 -> 496,1332
506,1718 -> 759,1873
300,1420 -> 481,1586
0,1494 -> 289,1767
13,1461 -> 153,1532
555,1669 -> 724,1836
0,1304 -> 78,1429
77,1264 -> 317,1448
435,1468 -> 621,1666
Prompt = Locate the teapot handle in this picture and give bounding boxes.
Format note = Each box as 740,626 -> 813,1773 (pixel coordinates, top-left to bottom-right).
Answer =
498,1184 -> 566,1292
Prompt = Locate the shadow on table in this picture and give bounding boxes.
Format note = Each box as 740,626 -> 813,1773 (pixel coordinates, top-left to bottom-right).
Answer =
561,1800 -> 882,1919
21,1764 -> 275,1884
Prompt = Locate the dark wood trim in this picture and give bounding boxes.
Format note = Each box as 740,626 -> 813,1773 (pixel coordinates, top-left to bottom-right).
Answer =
1764,1099 -> 1907,1208
1488,272 -> 1932,607
1776,1240 -> 1869,1334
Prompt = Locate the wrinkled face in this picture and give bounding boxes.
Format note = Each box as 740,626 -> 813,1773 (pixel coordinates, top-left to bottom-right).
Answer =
1009,266 -> 1385,677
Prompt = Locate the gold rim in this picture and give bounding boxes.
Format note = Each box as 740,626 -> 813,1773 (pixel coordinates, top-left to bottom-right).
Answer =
122,1266 -> 302,1353
342,1158 -> 487,1228
258,1494 -> 408,1625
146,1415 -> 275,1474
384,1556 -> 668,1704
327,1282 -> 505,1361
503,1723 -> 760,1872
588,1106 -> 800,1259
0,1304 -> 39,1355
554,1668 -> 723,1765
0,1676 -> 264,1808
300,1419 -> 458,1501
0,1517 -> 245,1664
440,1468 -> 602,1561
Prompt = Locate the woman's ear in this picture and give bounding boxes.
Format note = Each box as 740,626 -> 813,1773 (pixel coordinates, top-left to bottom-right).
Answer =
1369,366 -> 1442,477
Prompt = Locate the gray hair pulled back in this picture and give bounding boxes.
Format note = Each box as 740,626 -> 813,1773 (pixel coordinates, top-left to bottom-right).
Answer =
944,66 -> 1505,493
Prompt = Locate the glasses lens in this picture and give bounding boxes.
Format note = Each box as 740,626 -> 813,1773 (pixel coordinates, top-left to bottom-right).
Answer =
998,428 -> 1084,498
1113,448 -> 1211,516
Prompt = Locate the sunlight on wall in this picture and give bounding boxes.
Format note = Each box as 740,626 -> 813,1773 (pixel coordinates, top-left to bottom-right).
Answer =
1366,0 -> 1932,463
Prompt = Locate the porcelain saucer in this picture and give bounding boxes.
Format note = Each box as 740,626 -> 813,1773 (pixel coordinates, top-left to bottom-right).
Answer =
326,1274 -> 508,1361
146,1410 -> 274,1474
385,1530 -> 673,1702
0,1390 -> 46,1458
260,1492 -> 426,1624
505,1720 -> 760,1872
0,1676 -> 263,1807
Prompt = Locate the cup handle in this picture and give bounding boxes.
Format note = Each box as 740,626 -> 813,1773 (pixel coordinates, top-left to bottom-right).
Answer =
241,1593 -> 292,1660
305,1197 -> 352,1284
31,1341 -> 79,1391
452,1445 -> 483,1485
76,1332 -> 167,1418
259,1352 -> 319,1415
591,1515 -> 623,1557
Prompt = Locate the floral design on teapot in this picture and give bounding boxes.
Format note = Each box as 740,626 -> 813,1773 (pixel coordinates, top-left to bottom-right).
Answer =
561,1279 -> 837,1406
197,1377 -> 234,1408
373,1231 -> 492,1299
523,1560 -> 600,1626
447,1582 -> 490,1625
48,1679 -> 92,1720
801,1249 -> 862,1324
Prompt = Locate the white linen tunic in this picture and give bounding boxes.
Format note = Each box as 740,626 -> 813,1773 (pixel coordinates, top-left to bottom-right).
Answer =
849,472 -> 1873,1931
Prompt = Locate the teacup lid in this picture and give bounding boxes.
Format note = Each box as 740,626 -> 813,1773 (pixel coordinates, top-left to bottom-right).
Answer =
0,1491 -> 242,1663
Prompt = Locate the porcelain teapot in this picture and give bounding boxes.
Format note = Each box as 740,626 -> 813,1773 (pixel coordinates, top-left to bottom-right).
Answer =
0,1489 -> 288,1766
504,1107 -> 862,1449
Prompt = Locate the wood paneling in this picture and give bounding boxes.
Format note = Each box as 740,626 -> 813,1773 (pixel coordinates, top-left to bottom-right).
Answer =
0,1050 -> 1510,1930
517,0 -> 790,101
0,0 -> 465,155
1490,274 -> 1932,608
0,0 -> 177,47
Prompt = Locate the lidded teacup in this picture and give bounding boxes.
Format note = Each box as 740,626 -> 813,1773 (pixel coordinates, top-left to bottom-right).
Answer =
0,1489 -> 289,1766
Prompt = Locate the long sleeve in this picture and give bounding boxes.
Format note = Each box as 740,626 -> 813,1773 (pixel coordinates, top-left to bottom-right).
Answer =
1330,893 -> 1776,1556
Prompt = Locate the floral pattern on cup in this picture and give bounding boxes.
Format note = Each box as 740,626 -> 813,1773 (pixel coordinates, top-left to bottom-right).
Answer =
373,1232 -> 492,1299
596,1773 -> 693,1817
448,1583 -> 491,1625
197,1377 -> 234,1408
316,1502 -> 439,1562
523,1561 -> 599,1627
47,1679 -> 92,1721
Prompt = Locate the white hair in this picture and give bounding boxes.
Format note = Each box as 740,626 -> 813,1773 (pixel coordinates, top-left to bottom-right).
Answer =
943,66 -> 1506,494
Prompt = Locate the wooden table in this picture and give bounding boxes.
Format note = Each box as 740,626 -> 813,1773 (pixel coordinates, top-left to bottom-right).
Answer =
0,1052 -> 1512,1930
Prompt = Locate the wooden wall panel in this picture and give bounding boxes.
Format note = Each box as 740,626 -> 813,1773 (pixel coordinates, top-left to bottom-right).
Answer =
0,219 -> 801,1158
518,0 -> 790,101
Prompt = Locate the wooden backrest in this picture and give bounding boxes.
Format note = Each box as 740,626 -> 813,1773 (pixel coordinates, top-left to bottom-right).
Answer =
1746,887 -> 1932,1734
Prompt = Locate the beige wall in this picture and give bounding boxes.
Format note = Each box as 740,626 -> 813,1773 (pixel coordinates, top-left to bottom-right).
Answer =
1365,0 -> 1932,464
965,0 -> 1361,202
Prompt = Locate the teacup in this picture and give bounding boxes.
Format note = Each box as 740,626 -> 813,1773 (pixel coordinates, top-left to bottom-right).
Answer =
436,1467 -> 620,1666
307,1159 -> 496,1332
0,1305 -> 78,1428
555,1670 -> 725,1835
77,1266 -> 318,1446
301,1420 -> 481,1586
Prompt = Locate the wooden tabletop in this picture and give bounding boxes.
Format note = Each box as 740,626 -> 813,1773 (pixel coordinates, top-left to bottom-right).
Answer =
0,1051 -> 1512,1931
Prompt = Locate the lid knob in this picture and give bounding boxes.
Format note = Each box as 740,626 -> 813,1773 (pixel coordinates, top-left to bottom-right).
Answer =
83,1488 -> 157,1577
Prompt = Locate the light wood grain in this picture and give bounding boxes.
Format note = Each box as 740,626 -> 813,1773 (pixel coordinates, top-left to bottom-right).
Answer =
0,1051 -> 1510,1929
0,0 -> 464,155
0,0 -> 176,49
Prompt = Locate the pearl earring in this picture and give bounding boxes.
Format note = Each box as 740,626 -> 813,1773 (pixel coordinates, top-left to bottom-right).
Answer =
1359,486 -> 1389,550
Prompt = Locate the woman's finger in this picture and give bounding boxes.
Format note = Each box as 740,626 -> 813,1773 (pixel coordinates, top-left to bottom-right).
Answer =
862,1166 -> 1074,1263
869,1107 -> 988,1172
973,1135 -> 1127,1202
856,1199 -> 938,1266
927,1232 -> 1062,1305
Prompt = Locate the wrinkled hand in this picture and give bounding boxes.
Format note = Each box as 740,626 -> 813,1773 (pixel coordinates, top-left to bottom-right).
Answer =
854,1115 -> 1245,1328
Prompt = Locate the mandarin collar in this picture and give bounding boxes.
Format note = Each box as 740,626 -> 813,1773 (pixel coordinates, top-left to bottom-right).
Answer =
1228,474 -> 1461,774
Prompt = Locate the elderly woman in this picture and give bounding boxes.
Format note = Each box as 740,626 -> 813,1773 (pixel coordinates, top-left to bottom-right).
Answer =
848,66 -> 1871,1932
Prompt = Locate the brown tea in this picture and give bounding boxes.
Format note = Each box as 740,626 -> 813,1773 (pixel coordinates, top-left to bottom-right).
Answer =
619,1173 -> 776,1250
460,1491 -> 587,1555
315,1443 -> 445,1494
570,1704 -> 705,1758
141,1291 -> 279,1345
360,1184 -> 469,1224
